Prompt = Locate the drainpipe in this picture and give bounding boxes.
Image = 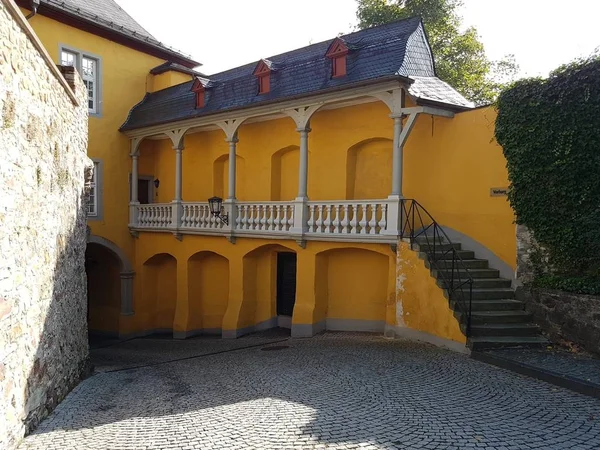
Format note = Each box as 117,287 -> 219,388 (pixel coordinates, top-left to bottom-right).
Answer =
25,0 -> 40,19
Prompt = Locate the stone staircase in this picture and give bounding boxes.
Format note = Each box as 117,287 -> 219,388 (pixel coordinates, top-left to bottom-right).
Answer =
413,236 -> 549,351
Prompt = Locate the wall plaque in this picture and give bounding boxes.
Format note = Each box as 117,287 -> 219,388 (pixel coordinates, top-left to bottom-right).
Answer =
490,187 -> 508,197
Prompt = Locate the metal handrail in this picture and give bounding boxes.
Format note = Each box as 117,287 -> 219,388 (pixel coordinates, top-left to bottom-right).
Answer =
400,199 -> 474,336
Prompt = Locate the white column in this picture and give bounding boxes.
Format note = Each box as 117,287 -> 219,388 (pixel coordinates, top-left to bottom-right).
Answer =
172,143 -> 184,234
227,136 -> 238,199
297,126 -> 311,200
292,125 -> 311,239
131,154 -> 139,202
129,152 -> 140,228
391,115 -> 403,197
386,114 -> 404,238
175,145 -> 183,202
224,135 -> 238,241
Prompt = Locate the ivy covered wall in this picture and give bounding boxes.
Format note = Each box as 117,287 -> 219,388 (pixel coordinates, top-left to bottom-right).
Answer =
495,55 -> 600,294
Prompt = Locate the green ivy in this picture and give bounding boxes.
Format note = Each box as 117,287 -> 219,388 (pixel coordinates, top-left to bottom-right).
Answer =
534,275 -> 600,296
495,55 -> 600,281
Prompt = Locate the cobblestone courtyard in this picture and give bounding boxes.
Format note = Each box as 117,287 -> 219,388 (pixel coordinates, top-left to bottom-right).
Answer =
19,333 -> 600,449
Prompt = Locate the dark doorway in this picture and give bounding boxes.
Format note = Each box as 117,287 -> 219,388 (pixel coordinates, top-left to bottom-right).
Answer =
276,252 -> 297,317
85,243 -> 121,338
138,179 -> 150,204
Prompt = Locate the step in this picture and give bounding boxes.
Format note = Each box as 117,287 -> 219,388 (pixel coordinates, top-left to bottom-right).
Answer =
433,268 -> 500,279
469,288 -> 515,300
425,259 -> 489,270
452,299 -> 525,312
465,310 -> 533,325
416,242 -> 462,252
445,288 -> 515,302
438,278 -> 512,289
468,323 -> 542,337
421,250 -> 475,261
468,336 -> 550,351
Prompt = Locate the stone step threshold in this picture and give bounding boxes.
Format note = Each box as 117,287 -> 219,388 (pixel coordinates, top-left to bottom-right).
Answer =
471,350 -> 600,400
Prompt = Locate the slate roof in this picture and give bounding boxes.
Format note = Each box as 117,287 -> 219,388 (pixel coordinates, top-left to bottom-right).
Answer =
121,17 -> 472,131
35,0 -> 199,67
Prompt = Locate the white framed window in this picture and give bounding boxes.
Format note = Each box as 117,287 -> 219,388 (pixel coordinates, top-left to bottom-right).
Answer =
87,162 -> 99,217
60,47 -> 101,115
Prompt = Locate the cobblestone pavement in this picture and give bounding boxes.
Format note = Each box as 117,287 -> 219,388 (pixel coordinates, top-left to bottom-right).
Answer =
19,332 -> 600,450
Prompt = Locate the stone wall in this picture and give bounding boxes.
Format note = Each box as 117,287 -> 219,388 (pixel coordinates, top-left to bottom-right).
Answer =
525,290 -> 600,355
0,2 -> 90,449
517,227 -> 600,355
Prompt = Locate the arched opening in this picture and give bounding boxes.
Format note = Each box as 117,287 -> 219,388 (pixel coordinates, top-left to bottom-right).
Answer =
85,243 -> 121,337
346,138 -> 393,200
142,253 -> 177,333
242,244 -> 298,334
187,251 -> 230,334
271,145 -> 300,201
213,154 -> 245,199
316,248 -> 389,332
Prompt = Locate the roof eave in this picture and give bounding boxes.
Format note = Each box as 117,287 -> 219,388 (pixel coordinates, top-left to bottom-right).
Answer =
415,97 -> 472,112
18,1 -> 200,68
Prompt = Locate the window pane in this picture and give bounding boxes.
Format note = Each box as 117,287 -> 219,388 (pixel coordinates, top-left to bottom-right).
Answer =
82,58 -> 97,113
87,163 -> 98,216
61,50 -> 76,67
82,57 -> 95,79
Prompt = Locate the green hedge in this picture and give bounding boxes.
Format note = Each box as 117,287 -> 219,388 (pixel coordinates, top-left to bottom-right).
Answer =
495,55 -> 600,283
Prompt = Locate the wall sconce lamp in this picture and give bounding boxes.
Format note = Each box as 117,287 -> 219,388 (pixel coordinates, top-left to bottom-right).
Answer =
208,196 -> 228,225
153,178 -> 160,189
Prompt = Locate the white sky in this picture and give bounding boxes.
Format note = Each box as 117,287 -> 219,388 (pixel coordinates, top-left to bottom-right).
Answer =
116,0 -> 600,78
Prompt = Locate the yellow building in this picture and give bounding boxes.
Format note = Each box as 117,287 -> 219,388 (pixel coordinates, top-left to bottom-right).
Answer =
21,0 -> 546,351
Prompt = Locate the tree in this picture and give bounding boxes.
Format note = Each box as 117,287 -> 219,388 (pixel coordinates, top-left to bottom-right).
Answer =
356,0 -> 518,104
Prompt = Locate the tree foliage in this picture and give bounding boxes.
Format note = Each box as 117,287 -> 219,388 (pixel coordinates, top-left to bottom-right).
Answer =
495,55 -> 600,288
356,0 -> 517,104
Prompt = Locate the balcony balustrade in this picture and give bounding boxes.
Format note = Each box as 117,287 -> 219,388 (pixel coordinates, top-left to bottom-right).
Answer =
130,198 -> 398,243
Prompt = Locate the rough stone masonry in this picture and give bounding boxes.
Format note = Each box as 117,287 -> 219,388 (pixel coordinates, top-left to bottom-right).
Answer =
0,1 -> 90,449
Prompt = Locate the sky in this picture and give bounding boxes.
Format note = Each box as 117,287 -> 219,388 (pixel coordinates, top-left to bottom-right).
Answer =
116,0 -> 600,78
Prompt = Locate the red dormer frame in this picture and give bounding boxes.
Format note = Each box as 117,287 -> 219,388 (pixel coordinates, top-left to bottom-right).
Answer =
253,59 -> 272,94
326,38 -> 349,78
191,77 -> 208,108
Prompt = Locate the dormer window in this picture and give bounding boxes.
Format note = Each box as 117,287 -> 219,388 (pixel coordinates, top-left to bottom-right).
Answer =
191,76 -> 213,108
326,38 -> 349,78
253,59 -> 272,94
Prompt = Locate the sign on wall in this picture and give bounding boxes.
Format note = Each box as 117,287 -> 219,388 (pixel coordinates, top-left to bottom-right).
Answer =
490,187 -> 509,197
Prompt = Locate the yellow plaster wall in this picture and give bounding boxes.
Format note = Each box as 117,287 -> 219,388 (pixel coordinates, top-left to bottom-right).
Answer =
346,138 -> 393,200
396,242 -> 466,344
271,146 -> 300,201
141,253 -> 177,330
150,71 -> 193,92
324,249 -> 389,322
25,13 -> 168,263
188,252 -> 229,331
404,107 -> 516,268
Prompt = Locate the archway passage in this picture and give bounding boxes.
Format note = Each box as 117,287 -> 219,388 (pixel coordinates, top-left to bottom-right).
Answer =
85,243 -> 121,337
188,251 -> 230,334
142,253 -> 177,333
